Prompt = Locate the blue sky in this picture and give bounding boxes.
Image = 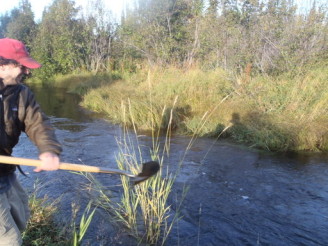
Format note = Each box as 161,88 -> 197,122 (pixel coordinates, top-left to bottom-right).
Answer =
1,0 -> 128,21
0,0 -> 326,21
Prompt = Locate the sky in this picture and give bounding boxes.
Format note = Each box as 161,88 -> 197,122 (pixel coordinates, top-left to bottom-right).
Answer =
0,0 -> 326,21
0,0 -> 129,21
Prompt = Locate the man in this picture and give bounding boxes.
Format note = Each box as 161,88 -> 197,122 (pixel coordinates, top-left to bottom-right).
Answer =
0,38 -> 62,245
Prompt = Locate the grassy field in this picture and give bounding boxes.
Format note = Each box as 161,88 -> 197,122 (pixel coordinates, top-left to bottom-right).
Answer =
45,65 -> 328,152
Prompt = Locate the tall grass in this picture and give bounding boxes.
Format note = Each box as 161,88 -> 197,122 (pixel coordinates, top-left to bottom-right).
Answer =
115,100 -> 179,245
77,65 -> 328,152
37,65 -> 327,152
232,65 -> 328,151
80,67 -> 234,134
81,101 -> 185,245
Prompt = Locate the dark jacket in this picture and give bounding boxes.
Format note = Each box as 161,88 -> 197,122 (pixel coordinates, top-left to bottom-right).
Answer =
0,84 -> 62,175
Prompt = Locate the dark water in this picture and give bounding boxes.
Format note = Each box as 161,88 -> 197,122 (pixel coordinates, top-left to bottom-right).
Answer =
14,84 -> 328,246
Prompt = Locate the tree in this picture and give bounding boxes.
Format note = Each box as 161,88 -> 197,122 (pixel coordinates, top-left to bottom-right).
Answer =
0,13 -> 11,38
207,0 -> 219,17
119,0 -> 204,67
31,0 -> 85,79
79,0 -> 116,72
5,0 -> 36,46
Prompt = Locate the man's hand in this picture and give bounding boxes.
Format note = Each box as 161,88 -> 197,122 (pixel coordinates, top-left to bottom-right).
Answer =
34,152 -> 60,172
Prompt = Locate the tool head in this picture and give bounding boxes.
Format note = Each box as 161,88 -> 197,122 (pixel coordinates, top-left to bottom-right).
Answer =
133,161 -> 160,185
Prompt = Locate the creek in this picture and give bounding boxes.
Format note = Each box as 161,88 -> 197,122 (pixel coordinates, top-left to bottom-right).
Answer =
15,84 -> 328,246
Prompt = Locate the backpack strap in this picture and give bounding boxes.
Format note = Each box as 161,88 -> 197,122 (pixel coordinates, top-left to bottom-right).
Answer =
11,85 -> 27,177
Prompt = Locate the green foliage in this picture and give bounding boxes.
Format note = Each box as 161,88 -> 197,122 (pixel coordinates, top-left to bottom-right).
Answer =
23,184 -> 70,246
119,0 -> 327,74
6,0 -> 36,45
0,13 -> 10,38
79,0 -> 116,72
1,0 -> 327,78
119,0 -> 202,66
23,182 -> 96,246
0,0 -> 36,46
31,0 -> 86,80
76,64 -> 328,152
71,202 -> 96,246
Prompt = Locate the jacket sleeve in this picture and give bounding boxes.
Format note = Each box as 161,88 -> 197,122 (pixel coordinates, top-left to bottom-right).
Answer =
19,86 -> 62,155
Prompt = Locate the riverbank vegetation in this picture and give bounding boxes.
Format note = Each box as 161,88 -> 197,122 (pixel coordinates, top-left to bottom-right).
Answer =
22,184 -> 69,245
23,184 -> 96,245
50,64 -> 328,152
1,0 -> 327,152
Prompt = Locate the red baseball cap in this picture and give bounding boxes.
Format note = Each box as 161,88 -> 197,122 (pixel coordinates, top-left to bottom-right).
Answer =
0,38 -> 41,69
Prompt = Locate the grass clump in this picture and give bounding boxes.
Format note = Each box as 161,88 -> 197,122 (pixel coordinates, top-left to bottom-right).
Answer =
22,182 -> 96,246
80,99 -> 193,245
70,201 -> 97,246
113,123 -> 178,245
22,185 -> 69,246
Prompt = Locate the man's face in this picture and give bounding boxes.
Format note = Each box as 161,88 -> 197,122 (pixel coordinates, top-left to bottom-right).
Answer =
15,65 -> 31,84
0,64 -> 30,85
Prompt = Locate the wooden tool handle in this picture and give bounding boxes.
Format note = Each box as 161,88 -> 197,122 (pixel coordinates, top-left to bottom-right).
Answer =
0,155 -> 102,173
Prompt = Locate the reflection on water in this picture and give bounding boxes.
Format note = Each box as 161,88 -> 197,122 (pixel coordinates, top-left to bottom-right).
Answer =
51,118 -> 88,132
28,83 -> 93,123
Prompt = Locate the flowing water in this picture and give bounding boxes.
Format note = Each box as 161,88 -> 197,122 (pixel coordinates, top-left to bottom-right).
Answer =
15,84 -> 328,246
